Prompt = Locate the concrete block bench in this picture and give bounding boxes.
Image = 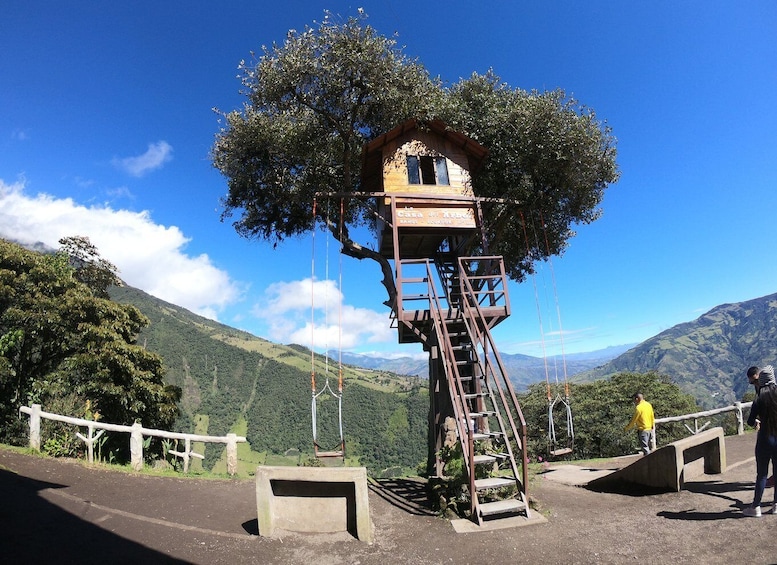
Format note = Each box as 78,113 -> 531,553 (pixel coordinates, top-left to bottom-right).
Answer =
255,465 -> 373,543
589,426 -> 727,492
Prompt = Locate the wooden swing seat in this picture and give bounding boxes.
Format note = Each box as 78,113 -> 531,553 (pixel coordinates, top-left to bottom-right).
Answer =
315,450 -> 345,458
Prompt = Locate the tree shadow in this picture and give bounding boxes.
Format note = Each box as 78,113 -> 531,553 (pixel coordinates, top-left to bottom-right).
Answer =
368,478 -> 436,516
0,467 -> 189,563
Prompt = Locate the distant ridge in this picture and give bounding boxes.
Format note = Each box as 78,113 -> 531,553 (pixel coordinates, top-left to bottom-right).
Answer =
575,292 -> 777,408
337,344 -> 635,391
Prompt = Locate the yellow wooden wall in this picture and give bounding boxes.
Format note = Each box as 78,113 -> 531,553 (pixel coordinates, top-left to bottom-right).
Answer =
380,130 -> 474,197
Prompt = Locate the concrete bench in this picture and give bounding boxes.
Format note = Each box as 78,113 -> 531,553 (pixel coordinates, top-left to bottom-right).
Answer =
589,427 -> 727,492
255,465 -> 373,543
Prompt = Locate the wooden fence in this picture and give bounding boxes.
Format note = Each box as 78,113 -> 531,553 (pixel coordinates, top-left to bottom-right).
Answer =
19,404 -> 247,476
652,401 -> 753,451
19,400 -> 755,470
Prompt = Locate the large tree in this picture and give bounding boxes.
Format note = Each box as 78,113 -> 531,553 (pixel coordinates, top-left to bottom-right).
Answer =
212,12 -> 619,301
0,239 -> 180,446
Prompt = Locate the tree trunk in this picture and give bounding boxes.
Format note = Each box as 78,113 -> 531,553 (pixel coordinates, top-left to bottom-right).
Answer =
327,221 -> 397,309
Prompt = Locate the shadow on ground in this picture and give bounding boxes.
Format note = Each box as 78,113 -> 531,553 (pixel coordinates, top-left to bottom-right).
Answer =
0,467 -> 189,564
368,478 -> 436,516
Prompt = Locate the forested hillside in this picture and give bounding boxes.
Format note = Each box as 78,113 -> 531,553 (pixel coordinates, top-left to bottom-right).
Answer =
109,286 -> 427,475
576,293 -> 777,408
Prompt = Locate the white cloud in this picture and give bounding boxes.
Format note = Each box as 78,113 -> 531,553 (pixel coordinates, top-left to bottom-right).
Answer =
105,185 -> 134,200
254,277 -> 394,350
0,178 -> 242,319
112,141 -> 173,177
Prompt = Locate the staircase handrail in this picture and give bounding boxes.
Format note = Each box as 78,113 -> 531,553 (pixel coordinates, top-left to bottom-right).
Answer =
421,260 -> 478,500
457,257 -> 529,489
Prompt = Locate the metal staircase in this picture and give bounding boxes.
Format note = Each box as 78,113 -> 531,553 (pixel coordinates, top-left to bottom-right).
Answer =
394,256 -> 530,525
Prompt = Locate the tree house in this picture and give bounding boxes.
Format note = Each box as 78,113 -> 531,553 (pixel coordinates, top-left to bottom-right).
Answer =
362,118 -> 487,262
361,119 -> 531,525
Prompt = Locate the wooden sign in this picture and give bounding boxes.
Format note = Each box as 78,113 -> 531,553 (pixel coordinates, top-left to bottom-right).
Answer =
395,204 -> 476,228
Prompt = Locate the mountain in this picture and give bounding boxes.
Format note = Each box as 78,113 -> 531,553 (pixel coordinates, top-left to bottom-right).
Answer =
575,292 -> 777,408
109,285 -> 428,476
338,344 -> 634,391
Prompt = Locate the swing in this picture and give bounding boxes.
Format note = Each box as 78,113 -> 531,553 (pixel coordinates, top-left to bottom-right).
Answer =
547,383 -> 574,457
520,210 -> 575,457
310,198 -> 346,460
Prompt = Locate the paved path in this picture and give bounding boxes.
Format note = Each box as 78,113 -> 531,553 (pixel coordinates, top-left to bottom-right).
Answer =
1,434 -> 776,564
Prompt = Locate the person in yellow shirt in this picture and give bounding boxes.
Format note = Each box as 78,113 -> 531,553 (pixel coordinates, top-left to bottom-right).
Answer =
625,392 -> 655,455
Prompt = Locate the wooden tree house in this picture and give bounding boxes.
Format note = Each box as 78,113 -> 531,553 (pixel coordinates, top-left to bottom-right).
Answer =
361,119 -> 531,525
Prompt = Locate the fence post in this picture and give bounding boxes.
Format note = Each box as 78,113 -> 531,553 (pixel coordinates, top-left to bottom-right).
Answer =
183,437 -> 191,473
130,422 -> 144,471
29,404 -> 41,451
226,433 -> 238,476
735,402 -> 744,435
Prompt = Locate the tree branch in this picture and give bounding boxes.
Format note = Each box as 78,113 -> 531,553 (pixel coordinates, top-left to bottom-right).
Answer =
325,217 -> 396,308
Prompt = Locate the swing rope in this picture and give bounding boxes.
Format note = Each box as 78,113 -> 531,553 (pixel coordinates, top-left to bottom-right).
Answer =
337,198 -> 345,448
538,211 -> 574,448
310,197 -> 345,458
520,210 -> 574,456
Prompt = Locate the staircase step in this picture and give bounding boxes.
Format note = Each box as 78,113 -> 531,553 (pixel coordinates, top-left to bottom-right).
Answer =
472,431 -> 504,441
469,411 -> 497,418
473,454 -> 497,465
478,499 -> 527,517
464,392 -> 488,400
472,431 -> 502,441
474,477 -> 517,490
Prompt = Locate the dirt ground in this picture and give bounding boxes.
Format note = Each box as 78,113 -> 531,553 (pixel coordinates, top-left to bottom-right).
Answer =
2,434 -> 777,565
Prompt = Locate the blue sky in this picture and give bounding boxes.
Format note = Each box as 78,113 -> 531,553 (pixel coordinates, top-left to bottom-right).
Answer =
1,2 -> 775,361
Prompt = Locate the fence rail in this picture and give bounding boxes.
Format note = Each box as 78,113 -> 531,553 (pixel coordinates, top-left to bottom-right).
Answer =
19,404 -> 247,475
652,401 -> 753,450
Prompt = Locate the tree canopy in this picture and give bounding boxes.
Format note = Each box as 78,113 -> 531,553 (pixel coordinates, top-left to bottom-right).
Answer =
212,12 -> 619,301
0,239 -> 180,446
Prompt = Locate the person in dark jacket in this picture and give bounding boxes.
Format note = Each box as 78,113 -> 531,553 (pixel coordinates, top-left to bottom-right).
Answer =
747,366 -> 774,487
744,365 -> 777,517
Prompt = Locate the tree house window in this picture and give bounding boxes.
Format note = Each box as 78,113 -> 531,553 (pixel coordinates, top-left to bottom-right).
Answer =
406,155 -> 450,186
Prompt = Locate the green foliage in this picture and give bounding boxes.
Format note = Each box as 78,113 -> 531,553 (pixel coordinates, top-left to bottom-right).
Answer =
213,12 -> 439,244
40,394 -> 85,458
212,12 -> 618,286
440,73 -> 619,279
58,236 -> 121,298
518,371 -> 700,460
0,239 -> 180,449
